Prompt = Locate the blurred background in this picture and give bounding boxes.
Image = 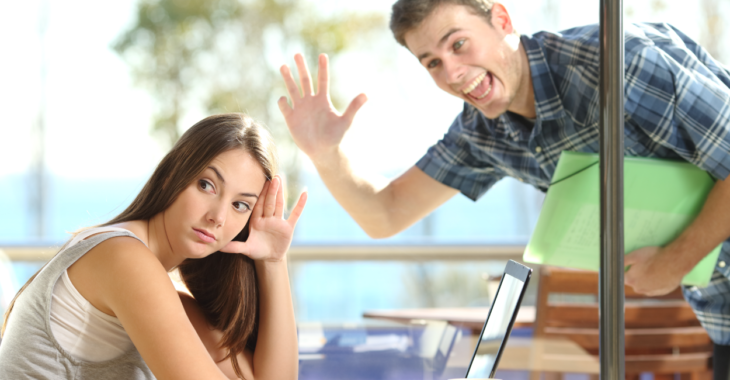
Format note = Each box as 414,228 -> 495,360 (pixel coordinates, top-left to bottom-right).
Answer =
1,0 -> 729,323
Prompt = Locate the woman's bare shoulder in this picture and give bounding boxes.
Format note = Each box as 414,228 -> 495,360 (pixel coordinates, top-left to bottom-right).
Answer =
68,235 -> 167,317
72,234 -> 158,275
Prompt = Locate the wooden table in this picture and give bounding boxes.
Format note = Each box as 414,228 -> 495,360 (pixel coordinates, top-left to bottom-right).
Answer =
363,307 -> 600,375
363,306 -> 535,332
444,335 -> 599,374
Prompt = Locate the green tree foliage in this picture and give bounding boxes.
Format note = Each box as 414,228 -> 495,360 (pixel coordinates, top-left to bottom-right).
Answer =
112,0 -> 384,203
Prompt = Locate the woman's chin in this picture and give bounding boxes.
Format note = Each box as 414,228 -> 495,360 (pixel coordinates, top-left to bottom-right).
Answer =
186,244 -> 218,259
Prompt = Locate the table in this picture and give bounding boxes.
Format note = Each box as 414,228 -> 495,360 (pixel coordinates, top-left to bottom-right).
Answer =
447,335 -> 599,375
297,320 -> 597,380
363,306 -> 536,332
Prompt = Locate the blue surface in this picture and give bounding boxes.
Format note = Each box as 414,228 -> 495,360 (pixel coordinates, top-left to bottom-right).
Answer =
297,324 -> 557,380
298,323 -> 465,380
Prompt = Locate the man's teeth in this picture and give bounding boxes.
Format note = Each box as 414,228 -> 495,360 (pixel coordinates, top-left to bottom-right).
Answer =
462,72 -> 486,94
476,83 -> 492,99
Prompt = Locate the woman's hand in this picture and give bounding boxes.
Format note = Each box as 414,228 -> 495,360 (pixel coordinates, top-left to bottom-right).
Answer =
220,176 -> 307,262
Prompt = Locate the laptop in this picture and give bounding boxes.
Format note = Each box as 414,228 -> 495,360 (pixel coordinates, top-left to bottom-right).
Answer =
463,260 -> 532,379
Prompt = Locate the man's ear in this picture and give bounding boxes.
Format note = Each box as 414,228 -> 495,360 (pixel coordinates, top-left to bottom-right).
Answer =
490,3 -> 514,35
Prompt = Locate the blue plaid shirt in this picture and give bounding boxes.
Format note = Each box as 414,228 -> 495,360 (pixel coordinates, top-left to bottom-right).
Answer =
417,22 -> 730,199
416,22 -> 730,343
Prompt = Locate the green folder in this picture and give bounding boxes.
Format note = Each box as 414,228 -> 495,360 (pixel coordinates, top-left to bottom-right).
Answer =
523,151 -> 721,287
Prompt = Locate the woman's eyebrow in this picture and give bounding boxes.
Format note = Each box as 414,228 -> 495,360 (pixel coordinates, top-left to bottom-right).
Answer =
208,165 -> 259,199
208,166 -> 226,184
240,193 -> 259,199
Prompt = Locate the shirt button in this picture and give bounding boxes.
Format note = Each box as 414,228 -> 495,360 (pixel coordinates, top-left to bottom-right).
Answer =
720,261 -> 727,268
535,146 -> 542,153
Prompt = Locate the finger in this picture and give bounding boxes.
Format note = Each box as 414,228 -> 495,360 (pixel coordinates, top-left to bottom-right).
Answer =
220,240 -> 248,255
274,175 -> 285,218
295,53 -> 314,96
623,251 -> 641,266
317,54 -> 329,96
342,93 -> 368,124
263,176 -> 279,218
623,247 -> 650,266
286,191 -> 308,228
280,64 -> 301,102
627,282 -> 644,295
624,269 -> 636,287
278,96 -> 293,118
252,180 -> 270,220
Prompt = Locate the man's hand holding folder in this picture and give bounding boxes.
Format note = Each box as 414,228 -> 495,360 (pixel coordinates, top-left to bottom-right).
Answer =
524,151 -> 724,290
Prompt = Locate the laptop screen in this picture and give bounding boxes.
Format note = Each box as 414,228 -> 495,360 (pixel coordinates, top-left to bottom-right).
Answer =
465,261 -> 530,378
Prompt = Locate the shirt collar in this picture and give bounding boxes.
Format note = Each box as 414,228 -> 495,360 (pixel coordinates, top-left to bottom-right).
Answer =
521,35 -> 566,122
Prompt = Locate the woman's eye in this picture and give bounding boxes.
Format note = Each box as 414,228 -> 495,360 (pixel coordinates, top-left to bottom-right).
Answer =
199,179 -> 215,193
453,39 -> 465,50
427,59 -> 440,69
233,202 -> 251,212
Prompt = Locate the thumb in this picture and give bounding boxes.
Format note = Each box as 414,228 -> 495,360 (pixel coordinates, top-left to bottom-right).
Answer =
278,96 -> 293,119
623,250 -> 640,266
342,93 -> 367,124
220,240 -> 250,255
624,247 -> 652,266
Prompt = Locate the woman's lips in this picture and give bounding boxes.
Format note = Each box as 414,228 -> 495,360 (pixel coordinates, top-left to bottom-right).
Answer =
193,228 -> 216,243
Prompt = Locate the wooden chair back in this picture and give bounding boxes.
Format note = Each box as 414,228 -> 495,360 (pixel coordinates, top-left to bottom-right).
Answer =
534,266 -> 712,379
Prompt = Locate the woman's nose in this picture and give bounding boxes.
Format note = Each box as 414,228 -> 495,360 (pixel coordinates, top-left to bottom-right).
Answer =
207,203 -> 226,226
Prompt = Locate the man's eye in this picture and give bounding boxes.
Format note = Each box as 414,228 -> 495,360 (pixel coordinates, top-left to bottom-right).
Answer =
427,59 -> 440,69
453,39 -> 465,50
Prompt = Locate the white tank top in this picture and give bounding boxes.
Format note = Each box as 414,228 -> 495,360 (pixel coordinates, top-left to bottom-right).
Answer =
49,227 -> 138,362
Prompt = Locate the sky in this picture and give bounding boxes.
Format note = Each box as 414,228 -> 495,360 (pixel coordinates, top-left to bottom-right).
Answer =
1,0 -> 729,245
0,0 -> 457,180
2,0 -> 727,182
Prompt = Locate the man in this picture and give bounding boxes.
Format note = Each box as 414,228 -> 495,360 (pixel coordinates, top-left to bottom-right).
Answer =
277,0 -> 730,372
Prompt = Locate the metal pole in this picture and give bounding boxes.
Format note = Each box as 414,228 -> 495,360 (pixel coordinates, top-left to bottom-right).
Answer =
599,0 -> 625,378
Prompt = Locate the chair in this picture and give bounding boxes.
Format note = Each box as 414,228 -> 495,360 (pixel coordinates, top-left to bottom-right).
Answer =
533,266 -> 713,380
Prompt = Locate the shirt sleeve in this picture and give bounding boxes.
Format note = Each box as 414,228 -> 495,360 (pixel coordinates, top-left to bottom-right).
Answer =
415,104 -> 505,201
624,26 -> 730,180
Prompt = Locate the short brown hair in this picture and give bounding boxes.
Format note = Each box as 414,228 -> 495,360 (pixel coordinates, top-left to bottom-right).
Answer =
390,0 -> 496,46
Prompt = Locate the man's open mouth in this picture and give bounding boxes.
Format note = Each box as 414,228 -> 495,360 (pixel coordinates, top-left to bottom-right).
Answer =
462,72 -> 493,100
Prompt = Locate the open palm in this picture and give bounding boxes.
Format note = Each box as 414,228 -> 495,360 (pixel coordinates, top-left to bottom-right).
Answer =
278,53 -> 367,161
220,176 -> 306,262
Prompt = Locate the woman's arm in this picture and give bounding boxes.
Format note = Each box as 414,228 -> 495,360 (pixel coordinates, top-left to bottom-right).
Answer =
178,257 -> 298,380
250,259 -> 298,379
216,176 -> 306,380
178,292 -> 255,379
68,237 -> 230,379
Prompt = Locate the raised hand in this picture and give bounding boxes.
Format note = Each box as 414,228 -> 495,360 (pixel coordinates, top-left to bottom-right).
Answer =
220,176 -> 307,262
278,53 -> 367,162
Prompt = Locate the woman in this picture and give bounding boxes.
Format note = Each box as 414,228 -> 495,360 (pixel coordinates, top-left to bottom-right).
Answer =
0,113 -> 305,379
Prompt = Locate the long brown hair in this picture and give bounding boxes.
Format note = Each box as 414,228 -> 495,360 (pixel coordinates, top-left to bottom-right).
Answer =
2,113 -> 277,379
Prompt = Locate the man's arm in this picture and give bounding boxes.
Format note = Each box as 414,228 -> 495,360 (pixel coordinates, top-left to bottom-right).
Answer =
622,38 -> 730,295
279,53 -> 459,238
625,173 -> 730,295
313,151 -> 458,238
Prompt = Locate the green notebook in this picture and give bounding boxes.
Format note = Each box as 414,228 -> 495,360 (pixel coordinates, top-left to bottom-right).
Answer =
523,151 -> 721,287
